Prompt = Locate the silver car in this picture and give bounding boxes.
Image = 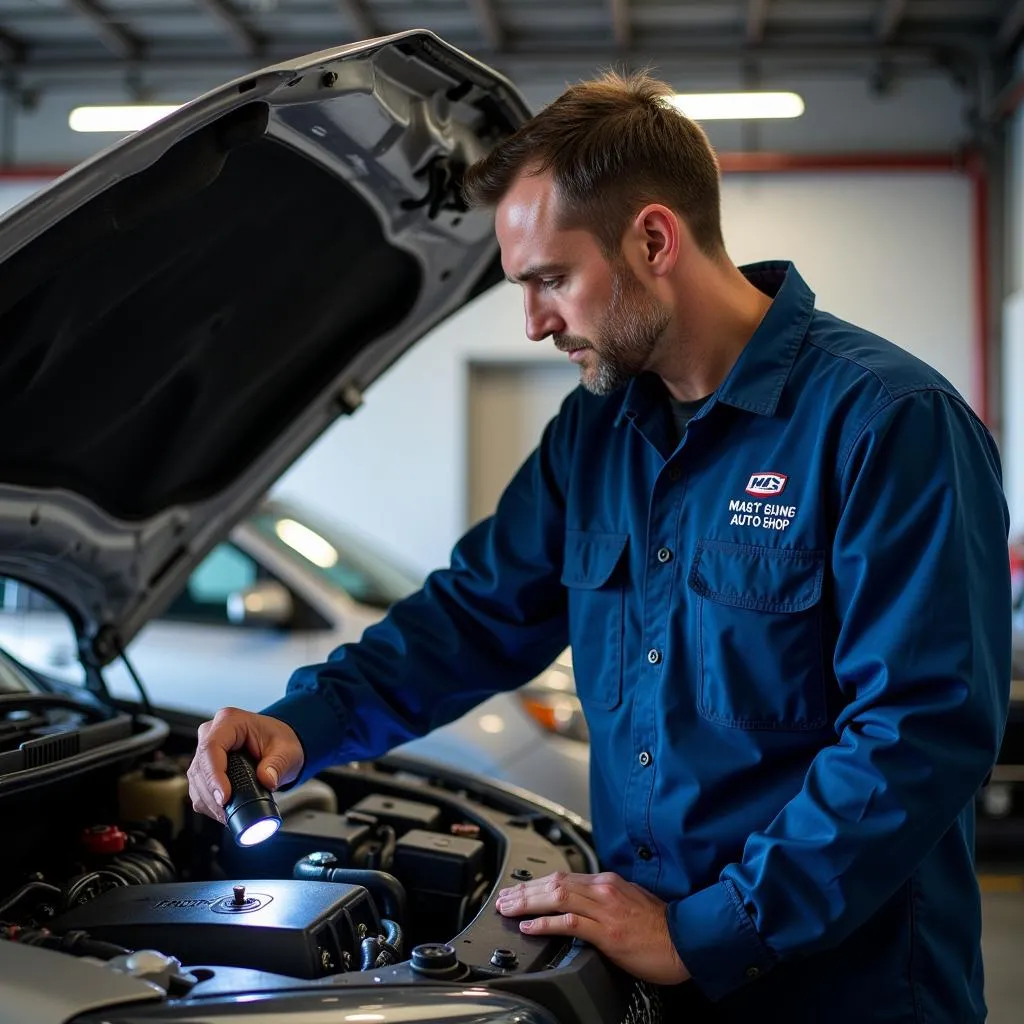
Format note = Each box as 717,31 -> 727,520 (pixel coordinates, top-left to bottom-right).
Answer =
0,497 -> 590,816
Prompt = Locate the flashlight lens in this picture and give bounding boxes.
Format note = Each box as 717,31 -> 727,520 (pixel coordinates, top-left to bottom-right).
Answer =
238,817 -> 281,846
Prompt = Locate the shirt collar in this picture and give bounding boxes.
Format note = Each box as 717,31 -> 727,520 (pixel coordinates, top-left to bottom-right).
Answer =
615,260 -> 815,426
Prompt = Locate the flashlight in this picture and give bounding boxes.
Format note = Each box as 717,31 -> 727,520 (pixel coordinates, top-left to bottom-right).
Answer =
224,748 -> 281,847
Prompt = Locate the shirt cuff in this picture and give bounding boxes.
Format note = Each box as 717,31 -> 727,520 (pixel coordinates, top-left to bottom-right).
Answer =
260,689 -> 346,788
666,879 -> 776,1001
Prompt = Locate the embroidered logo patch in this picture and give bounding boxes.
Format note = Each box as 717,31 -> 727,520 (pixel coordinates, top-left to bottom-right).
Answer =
745,472 -> 788,497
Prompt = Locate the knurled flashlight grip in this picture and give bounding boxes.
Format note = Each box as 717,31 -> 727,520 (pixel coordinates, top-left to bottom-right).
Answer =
224,748 -> 281,847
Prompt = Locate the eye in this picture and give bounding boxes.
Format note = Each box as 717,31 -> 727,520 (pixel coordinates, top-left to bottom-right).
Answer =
539,277 -> 562,291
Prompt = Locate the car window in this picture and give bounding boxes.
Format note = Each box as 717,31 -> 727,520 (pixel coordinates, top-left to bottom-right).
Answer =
159,542 -> 330,631
250,505 -> 422,610
0,578 -> 61,613
162,543 -> 263,626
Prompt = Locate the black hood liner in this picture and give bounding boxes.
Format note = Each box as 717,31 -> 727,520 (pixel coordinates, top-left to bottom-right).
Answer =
0,103 -> 421,521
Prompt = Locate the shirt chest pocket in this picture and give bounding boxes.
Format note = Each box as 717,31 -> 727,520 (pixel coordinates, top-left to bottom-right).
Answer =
560,530 -> 629,711
688,539 -> 827,730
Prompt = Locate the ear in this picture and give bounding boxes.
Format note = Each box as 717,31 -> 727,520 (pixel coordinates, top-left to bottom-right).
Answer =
628,204 -> 681,278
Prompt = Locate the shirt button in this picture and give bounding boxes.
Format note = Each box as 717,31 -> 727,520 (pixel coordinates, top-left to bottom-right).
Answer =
647,648 -> 662,665
657,547 -> 672,564
637,846 -> 652,860
668,468 -> 681,482
746,967 -> 761,980
638,751 -> 652,767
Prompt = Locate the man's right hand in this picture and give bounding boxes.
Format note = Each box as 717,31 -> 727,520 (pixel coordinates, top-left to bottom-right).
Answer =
186,707 -> 304,825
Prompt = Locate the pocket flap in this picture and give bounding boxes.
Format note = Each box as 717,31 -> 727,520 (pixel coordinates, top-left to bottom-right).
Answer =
560,530 -> 629,589
688,539 -> 824,613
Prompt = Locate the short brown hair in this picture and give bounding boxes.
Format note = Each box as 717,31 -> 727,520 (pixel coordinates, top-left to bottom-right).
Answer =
462,70 -> 725,258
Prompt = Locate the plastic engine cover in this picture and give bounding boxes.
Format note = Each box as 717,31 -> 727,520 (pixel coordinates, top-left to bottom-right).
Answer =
49,879 -> 381,979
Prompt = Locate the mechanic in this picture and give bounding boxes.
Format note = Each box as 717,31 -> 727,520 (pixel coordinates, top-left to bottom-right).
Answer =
188,72 -> 1011,1022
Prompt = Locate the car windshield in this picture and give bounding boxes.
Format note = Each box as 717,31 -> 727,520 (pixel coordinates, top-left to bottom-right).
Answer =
249,502 -> 422,610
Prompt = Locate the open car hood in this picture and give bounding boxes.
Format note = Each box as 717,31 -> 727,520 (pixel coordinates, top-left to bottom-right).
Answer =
0,31 -> 529,666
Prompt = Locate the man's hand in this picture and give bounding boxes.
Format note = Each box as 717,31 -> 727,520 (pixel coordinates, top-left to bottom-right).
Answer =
496,870 -> 690,986
186,707 -> 304,824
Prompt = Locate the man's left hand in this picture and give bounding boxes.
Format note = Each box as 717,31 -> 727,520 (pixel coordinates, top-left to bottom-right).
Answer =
495,870 -> 690,986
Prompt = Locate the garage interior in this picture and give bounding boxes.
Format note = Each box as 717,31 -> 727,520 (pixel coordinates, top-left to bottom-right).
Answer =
1,1 -> 1023,1021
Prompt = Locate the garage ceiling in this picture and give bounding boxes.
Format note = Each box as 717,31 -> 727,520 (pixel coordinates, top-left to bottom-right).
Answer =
0,0 -> 1020,76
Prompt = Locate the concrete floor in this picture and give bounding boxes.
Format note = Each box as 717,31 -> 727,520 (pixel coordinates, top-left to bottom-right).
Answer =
980,875 -> 1024,1023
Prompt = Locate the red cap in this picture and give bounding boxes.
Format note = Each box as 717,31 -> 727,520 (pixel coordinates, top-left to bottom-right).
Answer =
81,824 -> 127,855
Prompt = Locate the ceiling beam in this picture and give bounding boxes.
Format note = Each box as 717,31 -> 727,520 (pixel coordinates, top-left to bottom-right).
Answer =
610,0 -> 631,49
193,0 -> 262,57
66,0 -> 143,59
467,0 -> 504,51
337,0 -> 379,39
876,0 -> 909,43
999,0 -> 1024,53
3,38 -> 974,77
746,0 -> 770,46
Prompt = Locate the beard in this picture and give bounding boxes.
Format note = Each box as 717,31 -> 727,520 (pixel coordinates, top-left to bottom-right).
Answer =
554,261 -> 671,396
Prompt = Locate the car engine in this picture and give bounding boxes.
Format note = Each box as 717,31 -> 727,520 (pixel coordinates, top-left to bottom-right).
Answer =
0,701 -> 656,1024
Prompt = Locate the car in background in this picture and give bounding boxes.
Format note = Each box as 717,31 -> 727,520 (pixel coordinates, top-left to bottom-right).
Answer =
0,498 -> 590,816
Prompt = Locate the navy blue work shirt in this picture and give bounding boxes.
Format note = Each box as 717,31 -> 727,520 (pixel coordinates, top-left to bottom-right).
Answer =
265,262 -> 1011,1022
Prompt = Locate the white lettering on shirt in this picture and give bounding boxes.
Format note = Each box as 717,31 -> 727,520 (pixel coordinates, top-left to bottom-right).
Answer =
727,499 -> 798,531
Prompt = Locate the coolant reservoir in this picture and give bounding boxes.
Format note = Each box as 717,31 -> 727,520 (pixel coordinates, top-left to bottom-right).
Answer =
118,761 -> 190,836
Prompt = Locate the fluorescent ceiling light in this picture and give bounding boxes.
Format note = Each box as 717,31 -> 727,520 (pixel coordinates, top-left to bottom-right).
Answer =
68,105 -> 181,133
669,92 -> 805,120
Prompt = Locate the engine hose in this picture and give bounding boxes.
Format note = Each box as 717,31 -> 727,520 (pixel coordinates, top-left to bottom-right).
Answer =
357,918 -> 403,971
0,882 -> 63,922
119,837 -> 175,882
17,927 -> 128,961
111,848 -> 174,885
359,935 -> 382,971
293,859 -> 407,923
52,928 -> 130,961
374,826 -> 396,873
64,870 -> 130,910
381,918 -> 403,957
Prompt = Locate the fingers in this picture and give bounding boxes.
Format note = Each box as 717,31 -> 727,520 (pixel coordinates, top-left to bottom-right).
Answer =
186,707 -> 249,824
496,871 -> 607,920
256,723 -> 303,791
186,709 -> 305,825
495,871 -> 603,942
517,911 -> 601,944
187,768 -> 225,825
496,872 -> 691,986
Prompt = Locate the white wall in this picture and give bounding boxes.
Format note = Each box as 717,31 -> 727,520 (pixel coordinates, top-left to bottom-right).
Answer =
0,168 -> 974,570
0,179 -> 52,214
274,170 -> 975,575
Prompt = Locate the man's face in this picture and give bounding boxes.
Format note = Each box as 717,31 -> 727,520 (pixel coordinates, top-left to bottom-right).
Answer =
496,171 -> 671,395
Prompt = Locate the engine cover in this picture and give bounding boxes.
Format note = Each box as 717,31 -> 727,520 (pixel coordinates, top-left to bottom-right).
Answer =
49,879 -> 380,979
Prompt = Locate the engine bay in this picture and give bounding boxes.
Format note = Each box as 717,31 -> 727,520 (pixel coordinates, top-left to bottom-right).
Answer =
0,706 -> 614,1020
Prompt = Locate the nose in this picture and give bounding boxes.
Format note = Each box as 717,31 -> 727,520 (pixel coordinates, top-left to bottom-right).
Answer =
523,291 -> 565,343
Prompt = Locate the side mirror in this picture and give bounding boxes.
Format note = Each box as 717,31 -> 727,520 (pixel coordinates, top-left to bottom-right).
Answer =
226,581 -> 294,628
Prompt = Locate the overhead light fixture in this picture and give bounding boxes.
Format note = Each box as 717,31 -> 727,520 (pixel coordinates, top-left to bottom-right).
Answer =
68,105 -> 181,133
669,92 -> 805,120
